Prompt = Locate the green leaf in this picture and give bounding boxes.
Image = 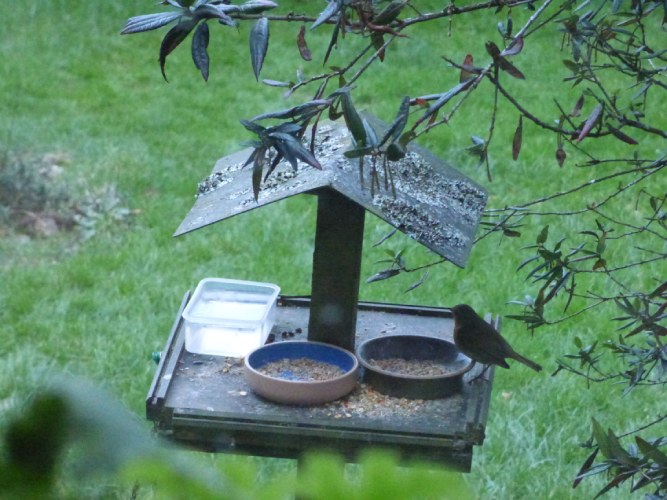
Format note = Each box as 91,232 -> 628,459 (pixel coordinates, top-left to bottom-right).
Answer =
591,418 -> 613,459
512,115 -> 523,160
379,96 -> 410,147
635,436 -> 667,466
191,22 -> 210,81
536,225 -> 549,245
250,17 -> 270,81
336,89 -> 368,146
121,12 -> 183,35
159,19 -> 198,81
385,142 -> 406,161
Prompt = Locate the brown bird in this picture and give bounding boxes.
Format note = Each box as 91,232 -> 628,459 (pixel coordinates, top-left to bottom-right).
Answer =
451,304 -> 542,373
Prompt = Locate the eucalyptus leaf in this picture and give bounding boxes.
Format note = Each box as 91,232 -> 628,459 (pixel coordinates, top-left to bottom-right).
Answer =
379,96 -> 410,147
312,0 -> 342,30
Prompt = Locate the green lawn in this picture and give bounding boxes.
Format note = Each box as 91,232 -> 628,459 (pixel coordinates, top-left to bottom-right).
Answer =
1,1 -> 665,498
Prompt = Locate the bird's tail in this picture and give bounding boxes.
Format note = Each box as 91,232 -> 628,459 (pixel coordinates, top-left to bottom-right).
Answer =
511,352 -> 542,372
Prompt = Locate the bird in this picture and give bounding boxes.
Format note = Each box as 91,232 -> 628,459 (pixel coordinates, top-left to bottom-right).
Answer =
451,304 -> 542,375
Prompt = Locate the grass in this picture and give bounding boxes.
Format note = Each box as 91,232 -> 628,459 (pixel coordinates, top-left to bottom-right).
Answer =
1,1 -> 665,498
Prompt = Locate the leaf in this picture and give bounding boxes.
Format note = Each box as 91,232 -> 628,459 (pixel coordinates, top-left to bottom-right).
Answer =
121,12 -> 183,35
159,19 -> 198,81
323,20 -> 340,65
252,148 -> 266,201
251,99 -> 331,121
635,436 -> 667,466
460,54 -> 475,83
405,271 -> 429,293
373,1 -> 405,25
416,80 -> 473,126
250,17 -> 270,81
577,103 -> 603,142
312,0 -> 342,30
536,225 -> 549,245
366,268 -> 400,284
191,22 -> 210,81
385,142 -> 406,161
238,0 -> 278,14
573,448 -> 599,489
512,115 -> 523,160
379,96 -> 410,147
501,36 -> 524,56
269,132 -> 322,171
337,89 -> 368,146
297,25 -> 312,61
371,32 -> 386,62
373,228 -> 397,247
571,95 -> 585,117
607,125 -> 638,145
591,418 -> 613,459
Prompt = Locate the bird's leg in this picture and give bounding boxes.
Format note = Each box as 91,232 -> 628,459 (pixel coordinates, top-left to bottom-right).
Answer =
467,363 -> 490,383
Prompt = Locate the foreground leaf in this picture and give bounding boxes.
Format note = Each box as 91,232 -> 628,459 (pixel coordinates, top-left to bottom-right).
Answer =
577,103 -> 603,142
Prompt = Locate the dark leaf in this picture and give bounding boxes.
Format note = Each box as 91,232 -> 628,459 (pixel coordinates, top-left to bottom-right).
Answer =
503,228 -> 521,237
571,95 -> 585,117
379,96 -> 410,147
556,147 -> 567,167
501,36 -> 524,56
635,436 -> 667,466
250,17 -> 270,81
297,25 -> 312,61
385,141 -> 406,161
160,19 -> 198,81
194,4 -> 237,26
373,228 -> 397,247
416,80 -> 473,126
269,132 -> 322,171
240,119 -> 266,136
512,115 -> 523,160
607,125 -> 638,145
573,448 -> 600,489
121,12 -> 183,35
537,225 -> 549,245
343,146 -> 374,158
312,0 -> 342,30
366,268 -> 400,284
373,1 -> 405,25
251,99 -> 331,121
371,32 -> 386,62
251,147 -> 267,201
460,54 -> 476,83
577,103 -> 603,142
591,418 -> 613,459
191,22 -> 210,81
405,271 -> 429,293
323,21 -> 340,65
497,55 -> 525,79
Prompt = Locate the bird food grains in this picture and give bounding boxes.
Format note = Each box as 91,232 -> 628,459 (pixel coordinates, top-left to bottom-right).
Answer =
368,357 -> 453,376
258,357 -> 345,381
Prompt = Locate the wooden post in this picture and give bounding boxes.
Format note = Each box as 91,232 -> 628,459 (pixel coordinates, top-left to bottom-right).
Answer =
308,189 -> 365,352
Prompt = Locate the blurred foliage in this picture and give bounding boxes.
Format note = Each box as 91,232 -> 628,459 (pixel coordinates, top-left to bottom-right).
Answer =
0,378 -> 470,499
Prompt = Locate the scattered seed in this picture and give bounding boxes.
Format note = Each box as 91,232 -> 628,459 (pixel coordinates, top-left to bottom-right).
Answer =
368,357 -> 453,376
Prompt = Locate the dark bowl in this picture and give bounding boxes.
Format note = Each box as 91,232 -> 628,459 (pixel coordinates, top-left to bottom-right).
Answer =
357,335 -> 473,399
244,341 -> 359,405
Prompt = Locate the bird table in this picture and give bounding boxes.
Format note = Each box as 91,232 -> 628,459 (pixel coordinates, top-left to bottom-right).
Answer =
146,117 -> 493,471
147,293 -> 496,471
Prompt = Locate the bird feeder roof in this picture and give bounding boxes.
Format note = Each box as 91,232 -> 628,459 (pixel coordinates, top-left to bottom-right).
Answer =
175,118 -> 488,268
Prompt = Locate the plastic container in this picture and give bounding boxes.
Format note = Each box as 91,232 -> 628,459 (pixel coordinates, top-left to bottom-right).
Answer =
182,278 -> 280,357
